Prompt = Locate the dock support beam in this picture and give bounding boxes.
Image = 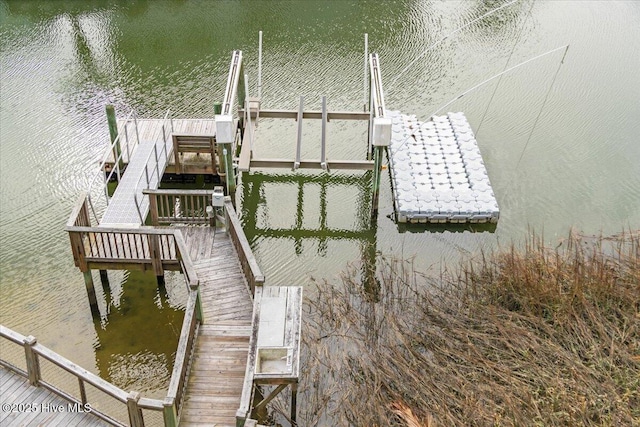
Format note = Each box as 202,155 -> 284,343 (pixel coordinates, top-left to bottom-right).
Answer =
222,146 -> 236,198
83,270 -> 100,317
321,96 -> 327,170
294,96 -> 304,170
106,105 -> 123,180
99,270 -> 109,287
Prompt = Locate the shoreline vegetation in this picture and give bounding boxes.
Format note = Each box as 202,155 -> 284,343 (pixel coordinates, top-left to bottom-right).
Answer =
296,231 -> 639,426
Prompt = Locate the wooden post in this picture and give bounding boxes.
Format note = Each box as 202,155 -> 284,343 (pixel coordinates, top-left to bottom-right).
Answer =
172,135 -> 181,175
99,270 -> 109,287
126,391 -> 144,427
291,382 -> 298,424
106,105 -> 124,176
23,336 -> 41,386
191,284 -> 204,323
222,145 -> 236,198
83,271 -> 99,317
224,196 -> 231,235
163,397 -> 178,427
78,378 -> 88,405
149,193 -> 159,226
69,231 -> 87,271
148,234 -> 164,277
371,146 -> 384,219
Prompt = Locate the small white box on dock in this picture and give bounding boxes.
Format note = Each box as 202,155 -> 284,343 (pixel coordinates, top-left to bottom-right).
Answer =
212,186 -> 225,207
215,114 -> 234,143
372,117 -> 392,146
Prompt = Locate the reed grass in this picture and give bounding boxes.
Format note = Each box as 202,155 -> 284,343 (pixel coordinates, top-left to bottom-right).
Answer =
296,230 -> 639,426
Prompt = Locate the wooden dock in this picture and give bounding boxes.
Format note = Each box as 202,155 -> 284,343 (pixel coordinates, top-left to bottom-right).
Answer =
0,367 -> 110,427
64,188 -> 301,426
177,227 -> 254,426
106,118 -> 219,176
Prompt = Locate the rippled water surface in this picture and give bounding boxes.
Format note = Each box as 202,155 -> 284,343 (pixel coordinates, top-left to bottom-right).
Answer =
1,0 -> 639,399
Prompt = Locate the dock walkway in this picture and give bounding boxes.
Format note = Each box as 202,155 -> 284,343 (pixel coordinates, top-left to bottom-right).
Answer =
177,227 -> 254,426
101,119 -> 216,226
0,366 -> 110,427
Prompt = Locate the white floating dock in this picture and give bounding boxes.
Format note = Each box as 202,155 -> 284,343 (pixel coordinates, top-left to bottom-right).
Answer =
387,111 -> 499,224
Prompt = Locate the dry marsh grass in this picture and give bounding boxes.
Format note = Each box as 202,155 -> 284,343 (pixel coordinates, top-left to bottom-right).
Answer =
297,231 -> 639,426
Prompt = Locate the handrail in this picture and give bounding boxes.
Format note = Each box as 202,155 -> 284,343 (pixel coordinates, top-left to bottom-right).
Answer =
67,191 -> 92,228
64,198 -> 266,425
144,189 -> 214,226
224,197 -> 264,295
87,110 -> 138,224
222,51 -> 243,116
133,109 -> 173,224
62,221 -> 205,426
173,231 -> 199,289
0,324 -> 163,427
235,286 -> 262,426
166,287 -> 201,421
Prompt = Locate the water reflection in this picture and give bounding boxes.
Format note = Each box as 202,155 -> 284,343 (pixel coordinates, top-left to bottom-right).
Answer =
241,171 -> 379,294
92,269 -> 185,395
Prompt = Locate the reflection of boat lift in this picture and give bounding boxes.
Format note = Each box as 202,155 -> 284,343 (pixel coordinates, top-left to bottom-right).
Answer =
241,171 -> 379,293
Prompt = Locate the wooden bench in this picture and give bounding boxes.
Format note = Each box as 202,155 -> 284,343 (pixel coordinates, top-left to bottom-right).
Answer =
172,133 -> 217,174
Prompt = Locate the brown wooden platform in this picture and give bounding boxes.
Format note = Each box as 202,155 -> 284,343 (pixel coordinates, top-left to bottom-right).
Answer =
109,119 -> 219,175
0,367 -> 110,427
178,229 -> 253,426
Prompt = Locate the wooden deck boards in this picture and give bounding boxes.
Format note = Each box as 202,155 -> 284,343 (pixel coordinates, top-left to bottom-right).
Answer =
0,367 -> 110,427
112,119 -> 218,174
179,230 -> 254,427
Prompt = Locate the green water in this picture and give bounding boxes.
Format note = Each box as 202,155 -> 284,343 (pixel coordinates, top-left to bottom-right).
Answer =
1,0 -> 639,408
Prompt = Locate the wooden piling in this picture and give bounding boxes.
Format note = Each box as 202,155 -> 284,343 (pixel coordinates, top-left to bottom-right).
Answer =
163,397 -> 178,427
99,270 -> 109,286
126,391 -> 144,427
222,145 -> 236,198
83,271 -> 99,316
23,335 -> 41,386
291,382 -> 298,423
106,105 -> 124,176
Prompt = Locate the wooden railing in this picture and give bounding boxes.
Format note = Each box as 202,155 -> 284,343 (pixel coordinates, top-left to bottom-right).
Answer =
224,197 -> 265,295
66,226 -> 180,275
0,324 -> 165,427
144,189 -> 214,226
235,286 -> 263,427
64,192 -> 265,425
164,288 -> 201,426
64,196 -> 204,426
67,192 -> 94,271
163,231 -> 202,426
